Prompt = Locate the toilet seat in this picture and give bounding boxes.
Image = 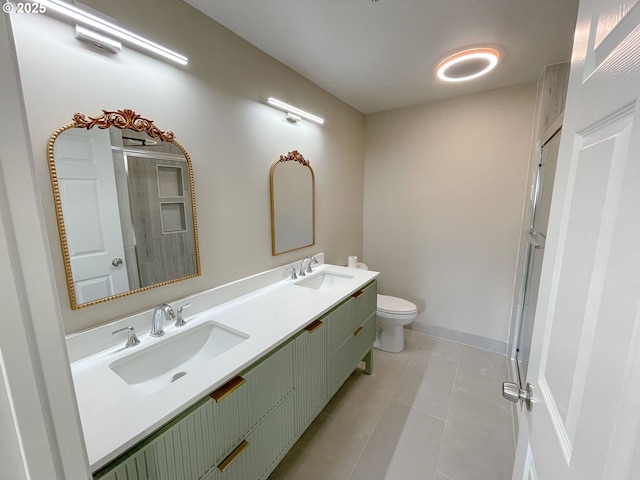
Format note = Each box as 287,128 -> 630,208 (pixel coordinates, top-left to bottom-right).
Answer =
376,294 -> 417,319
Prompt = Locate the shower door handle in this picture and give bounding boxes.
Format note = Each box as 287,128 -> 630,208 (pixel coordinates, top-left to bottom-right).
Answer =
502,381 -> 534,411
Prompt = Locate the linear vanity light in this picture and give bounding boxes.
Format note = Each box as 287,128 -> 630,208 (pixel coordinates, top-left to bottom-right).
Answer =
74,25 -> 122,53
36,0 -> 188,65
267,97 -> 325,125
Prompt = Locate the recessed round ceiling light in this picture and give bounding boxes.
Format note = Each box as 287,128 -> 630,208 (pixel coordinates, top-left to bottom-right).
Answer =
436,48 -> 500,82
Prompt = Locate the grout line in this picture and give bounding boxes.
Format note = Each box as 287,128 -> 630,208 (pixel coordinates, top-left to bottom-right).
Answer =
345,332 -> 421,480
432,340 -> 462,480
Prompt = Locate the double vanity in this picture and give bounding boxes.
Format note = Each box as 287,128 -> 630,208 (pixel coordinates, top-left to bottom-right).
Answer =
67,256 -> 378,479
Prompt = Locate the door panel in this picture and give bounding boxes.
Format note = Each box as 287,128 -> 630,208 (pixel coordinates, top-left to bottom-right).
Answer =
512,0 -> 640,478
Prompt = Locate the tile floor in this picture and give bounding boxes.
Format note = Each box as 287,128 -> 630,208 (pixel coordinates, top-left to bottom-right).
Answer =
268,330 -> 516,480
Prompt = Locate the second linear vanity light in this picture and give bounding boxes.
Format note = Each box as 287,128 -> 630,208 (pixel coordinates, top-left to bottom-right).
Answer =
36,0 -> 188,65
267,98 -> 325,125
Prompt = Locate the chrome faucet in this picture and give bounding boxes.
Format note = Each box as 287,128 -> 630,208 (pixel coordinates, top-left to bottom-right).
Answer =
299,256 -> 318,276
151,303 -> 175,337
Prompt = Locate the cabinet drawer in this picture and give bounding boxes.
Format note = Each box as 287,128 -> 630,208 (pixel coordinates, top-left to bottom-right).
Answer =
353,280 -> 377,325
208,392 -> 298,480
327,281 -> 376,354
328,313 -> 376,396
207,339 -> 294,466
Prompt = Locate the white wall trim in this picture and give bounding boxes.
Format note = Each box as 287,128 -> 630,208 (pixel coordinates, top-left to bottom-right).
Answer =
407,322 -> 508,355
0,13 -> 91,479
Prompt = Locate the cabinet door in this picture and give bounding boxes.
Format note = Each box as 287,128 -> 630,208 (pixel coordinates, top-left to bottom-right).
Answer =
92,444 -> 158,480
293,319 -> 328,434
328,313 -> 376,397
208,392 -> 298,480
209,339 -> 294,466
353,280 -> 376,324
327,281 -> 376,354
329,314 -> 376,396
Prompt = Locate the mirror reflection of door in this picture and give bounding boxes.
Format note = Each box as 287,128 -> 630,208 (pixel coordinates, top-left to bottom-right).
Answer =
516,127 -> 562,385
54,127 -> 130,303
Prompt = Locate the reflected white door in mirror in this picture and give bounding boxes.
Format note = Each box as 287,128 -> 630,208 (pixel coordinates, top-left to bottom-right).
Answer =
47,109 -> 200,309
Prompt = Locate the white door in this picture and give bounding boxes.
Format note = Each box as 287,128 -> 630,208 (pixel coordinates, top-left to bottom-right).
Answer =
511,0 -> 640,478
54,127 -> 129,304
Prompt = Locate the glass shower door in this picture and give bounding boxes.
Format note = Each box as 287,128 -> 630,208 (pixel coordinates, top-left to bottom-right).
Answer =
516,128 -> 562,385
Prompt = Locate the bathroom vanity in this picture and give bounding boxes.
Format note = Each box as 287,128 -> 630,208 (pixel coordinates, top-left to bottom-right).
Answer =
66,258 -> 377,479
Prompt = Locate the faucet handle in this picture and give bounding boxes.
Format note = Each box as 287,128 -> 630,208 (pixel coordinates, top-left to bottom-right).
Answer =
112,326 -> 141,348
175,303 -> 191,327
306,256 -> 318,273
285,267 -> 298,280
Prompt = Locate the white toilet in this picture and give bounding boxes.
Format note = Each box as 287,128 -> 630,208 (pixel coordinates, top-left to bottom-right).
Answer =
357,263 -> 418,353
375,294 -> 418,352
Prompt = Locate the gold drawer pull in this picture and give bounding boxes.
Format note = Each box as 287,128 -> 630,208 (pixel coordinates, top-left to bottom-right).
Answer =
353,326 -> 364,336
210,376 -> 246,403
305,320 -> 324,333
217,440 -> 249,472
352,290 -> 364,299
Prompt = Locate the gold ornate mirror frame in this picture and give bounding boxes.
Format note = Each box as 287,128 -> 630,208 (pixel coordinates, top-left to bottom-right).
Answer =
48,109 -> 201,309
270,150 -> 316,255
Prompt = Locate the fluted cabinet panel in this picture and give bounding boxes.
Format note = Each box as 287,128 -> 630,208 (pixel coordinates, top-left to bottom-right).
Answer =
329,313 -> 376,397
327,297 -> 356,353
327,281 -> 377,354
293,323 -> 328,434
354,282 -> 377,326
207,393 -> 297,480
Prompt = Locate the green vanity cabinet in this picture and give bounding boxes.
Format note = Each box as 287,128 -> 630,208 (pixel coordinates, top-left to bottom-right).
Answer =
94,280 -> 377,480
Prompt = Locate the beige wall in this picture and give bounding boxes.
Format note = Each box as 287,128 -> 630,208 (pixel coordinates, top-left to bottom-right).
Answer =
363,84 -> 537,349
10,0 -> 365,334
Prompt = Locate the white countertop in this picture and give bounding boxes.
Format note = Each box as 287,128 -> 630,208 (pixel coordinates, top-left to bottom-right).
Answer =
69,262 -> 379,471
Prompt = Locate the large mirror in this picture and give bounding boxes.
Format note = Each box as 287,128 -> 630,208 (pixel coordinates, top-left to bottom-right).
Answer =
270,150 -> 315,255
48,109 -> 200,309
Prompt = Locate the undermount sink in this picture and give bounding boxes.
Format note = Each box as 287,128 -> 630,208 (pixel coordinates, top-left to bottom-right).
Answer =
109,322 -> 248,396
295,271 -> 353,291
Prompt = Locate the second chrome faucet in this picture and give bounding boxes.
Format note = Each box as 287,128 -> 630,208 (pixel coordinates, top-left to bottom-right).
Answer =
150,303 -> 175,337
150,302 -> 192,337
299,255 -> 318,276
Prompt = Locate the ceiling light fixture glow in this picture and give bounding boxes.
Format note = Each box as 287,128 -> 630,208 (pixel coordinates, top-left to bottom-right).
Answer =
436,48 -> 500,82
36,0 -> 188,65
267,97 -> 324,125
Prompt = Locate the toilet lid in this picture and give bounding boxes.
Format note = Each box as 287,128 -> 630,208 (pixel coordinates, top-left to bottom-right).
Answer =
377,294 -> 417,315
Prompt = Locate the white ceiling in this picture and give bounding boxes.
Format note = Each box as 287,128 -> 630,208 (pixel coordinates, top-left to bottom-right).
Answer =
184,0 -> 580,114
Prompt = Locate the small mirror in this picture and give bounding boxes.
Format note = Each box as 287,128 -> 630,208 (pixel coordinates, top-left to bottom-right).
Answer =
48,109 -> 200,309
270,150 -> 315,255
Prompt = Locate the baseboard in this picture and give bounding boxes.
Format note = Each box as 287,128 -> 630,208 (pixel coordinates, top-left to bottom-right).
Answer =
407,322 -> 508,355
